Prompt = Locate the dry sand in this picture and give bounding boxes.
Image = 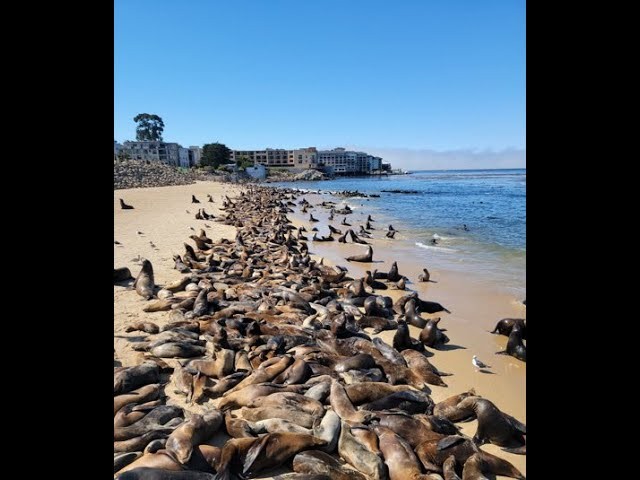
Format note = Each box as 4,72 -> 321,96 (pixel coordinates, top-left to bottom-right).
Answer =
114,181 -> 526,478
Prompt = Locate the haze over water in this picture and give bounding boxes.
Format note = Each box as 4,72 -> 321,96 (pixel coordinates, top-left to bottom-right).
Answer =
272,168 -> 526,298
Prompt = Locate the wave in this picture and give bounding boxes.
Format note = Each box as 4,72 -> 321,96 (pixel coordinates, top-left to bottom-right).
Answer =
415,242 -> 457,253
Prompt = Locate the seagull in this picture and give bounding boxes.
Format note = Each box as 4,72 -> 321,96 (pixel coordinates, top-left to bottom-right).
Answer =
472,355 -> 491,370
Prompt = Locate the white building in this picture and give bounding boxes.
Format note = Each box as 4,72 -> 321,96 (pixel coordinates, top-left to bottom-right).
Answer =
179,147 -> 190,167
121,141 -> 181,165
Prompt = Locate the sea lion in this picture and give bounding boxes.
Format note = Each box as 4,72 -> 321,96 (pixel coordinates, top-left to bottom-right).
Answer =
247,392 -> 324,417
116,468 -> 215,479
134,260 -> 156,300
418,268 -> 431,282
433,390 -> 478,423
225,411 -> 255,438
393,321 -> 425,352
125,322 -> 160,334
114,383 -> 163,415
214,437 -> 259,480
115,267 -> 134,282
150,342 -> 206,358
460,453 -> 525,480
490,318 -> 526,339
401,349 -> 449,387
334,353 -> 378,373
216,382 -> 305,410
337,420 -> 386,480
114,363 -> 160,395
223,355 -> 294,396
361,390 -> 434,415
235,350 -> 253,372
305,382 -> 331,403
235,406 -> 316,429
419,318 -> 450,347
496,324 -> 526,362
293,450 -> 366,480
164,276 -> 195,293
396,278 -> 406,290
120,198 -> 134,209
454,397 -> 526,452
273,358 -> 312,385
312,409 -> 341,453
330,380 -> 376,424
376,412 -> 449,448
114,452 -> 143,474
374,425 -> 438,480
165,410 -> 224,464
114,405 -> 183,441
386,230 -> 396,238
114,403 -> 148,428
242,433 -> 327,478
340,368 -> 385,384
192,195 -> 200,203
346,245 -> 373,262
248,418 -> 312,436
114,430 -> 169,454
344,382 -> 415,405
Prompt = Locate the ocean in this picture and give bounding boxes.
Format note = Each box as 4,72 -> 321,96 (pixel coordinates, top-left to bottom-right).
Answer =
270,168 -> 526,298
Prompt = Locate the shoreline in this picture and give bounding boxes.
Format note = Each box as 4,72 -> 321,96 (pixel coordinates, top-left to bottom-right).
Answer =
114,180 -> 525,478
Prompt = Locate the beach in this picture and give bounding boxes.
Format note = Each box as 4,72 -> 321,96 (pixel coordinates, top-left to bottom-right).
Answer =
114,180 -> 526,478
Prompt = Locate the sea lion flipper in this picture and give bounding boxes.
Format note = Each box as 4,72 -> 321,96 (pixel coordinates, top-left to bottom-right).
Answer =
495,350 -> 508,355
437,435 -> 466,451
501,444 -> 527,455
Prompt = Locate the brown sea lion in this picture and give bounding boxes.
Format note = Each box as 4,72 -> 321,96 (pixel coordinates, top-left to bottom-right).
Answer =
114,430 -> 169,453
346,245 -> 373,262
116,468 -> 215,479
114,403 -> 148,428
114,363 -> 160,395
334,353 -> 378,373
402,349 -> 449,387
242,433 -> 327,478
120,198 -> 134,209
433,390 -> 478,423
312,409 -> 341,453
461,452 -> 525,480
164,276 -> 195,293
134,260 -> 156,300
490,318 -> 526,339
225,411 -> 256,438
376,412 -> 446,448
304,382 -> 331,403
272,358 -> 312,385
125,322 -> 160,334
235,350 -> 253,372
115,267 -> 134,282
442,455 -> 460,480
454,397 -> 526,452
223,355 -> 294,395
495,324 -> 526,362
114,405 -> 183,441
214,437 -> 259,480
418,268 -> 432,282
150,342 -> 206,358
247,392 -> 324,416
235,406 -> 316,429
165,410 -> 224,464
114,383 -> 163,415
293,450 -> 367,480
374,425 -> 439,480
393,321 -> 425,352
419,318 -> 450,347
330,380 -> 376,423
216,382 -> 305,410
114,452 -> 143,474
248,418 -> 312,436
360,390 -> 434,415
337,420 -> 386,480
344,382 -> 415,405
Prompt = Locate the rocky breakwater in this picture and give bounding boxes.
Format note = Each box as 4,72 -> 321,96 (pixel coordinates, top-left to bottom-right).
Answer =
265,168 -> 329,183
114,159 -> 217,190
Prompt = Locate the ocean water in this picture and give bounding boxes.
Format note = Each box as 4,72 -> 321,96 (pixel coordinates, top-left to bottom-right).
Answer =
271,168 -> 526,296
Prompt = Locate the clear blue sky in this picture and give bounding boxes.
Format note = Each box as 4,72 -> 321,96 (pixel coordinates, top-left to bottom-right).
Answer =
115,1 -> 525,159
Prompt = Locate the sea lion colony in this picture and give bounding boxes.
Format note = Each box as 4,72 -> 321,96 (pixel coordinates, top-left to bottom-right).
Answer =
114,186 -> 526,479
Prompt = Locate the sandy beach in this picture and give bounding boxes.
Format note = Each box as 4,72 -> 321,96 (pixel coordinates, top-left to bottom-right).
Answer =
114,180 -> 525,478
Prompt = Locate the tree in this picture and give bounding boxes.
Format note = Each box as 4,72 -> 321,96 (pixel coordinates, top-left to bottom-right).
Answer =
236,155 -> 253,170
134,113 -> 165,141
201,142 -> 232,168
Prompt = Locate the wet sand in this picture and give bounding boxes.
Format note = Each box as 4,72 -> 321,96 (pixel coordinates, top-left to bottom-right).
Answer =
114,181 -> 525,478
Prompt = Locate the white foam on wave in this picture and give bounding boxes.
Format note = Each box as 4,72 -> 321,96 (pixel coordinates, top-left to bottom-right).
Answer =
415,242 -> 457,253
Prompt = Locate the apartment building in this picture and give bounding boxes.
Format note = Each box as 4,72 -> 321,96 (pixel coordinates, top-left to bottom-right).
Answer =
120,141 -> 181,165
317,148 -> 382,174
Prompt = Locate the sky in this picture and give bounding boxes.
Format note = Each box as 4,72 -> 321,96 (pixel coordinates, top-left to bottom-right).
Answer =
114,1 -> 525,169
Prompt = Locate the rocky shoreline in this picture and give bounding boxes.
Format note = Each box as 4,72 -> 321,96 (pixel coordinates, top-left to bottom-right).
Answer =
114,160 -> 220,190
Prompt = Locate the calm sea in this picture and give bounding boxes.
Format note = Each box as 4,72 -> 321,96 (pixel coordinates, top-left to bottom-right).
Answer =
270,168 -> 526,296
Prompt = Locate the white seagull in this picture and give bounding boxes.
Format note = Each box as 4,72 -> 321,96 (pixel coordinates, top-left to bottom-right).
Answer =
472,355 -> 491,370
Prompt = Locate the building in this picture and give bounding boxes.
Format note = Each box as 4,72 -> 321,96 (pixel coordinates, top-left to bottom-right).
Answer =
120,141 -> 182,165
188,146 -> 201,166
178,147 -> 190,168
114,141 -> 123,159
317,148 -> 379,174
230,147 -> 321,169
